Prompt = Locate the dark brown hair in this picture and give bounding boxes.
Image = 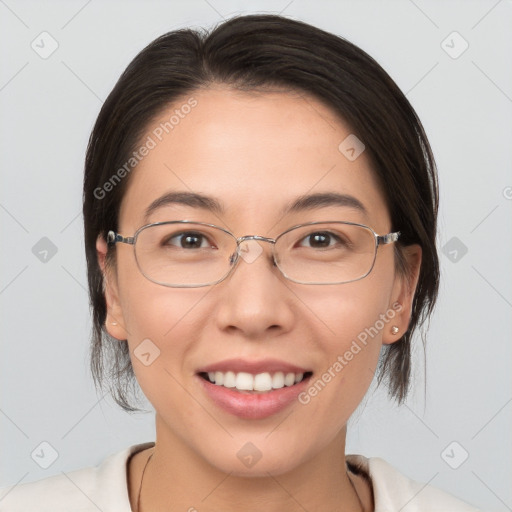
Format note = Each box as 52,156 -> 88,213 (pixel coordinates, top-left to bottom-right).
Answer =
83,14 -> 439,412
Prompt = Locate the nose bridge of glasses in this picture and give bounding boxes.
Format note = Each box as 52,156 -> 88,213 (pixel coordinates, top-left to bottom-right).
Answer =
237,234 -> 276,245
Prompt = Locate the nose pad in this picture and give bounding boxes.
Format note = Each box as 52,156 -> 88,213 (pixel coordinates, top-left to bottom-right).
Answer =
229,240 -> 279,269
238,240 -> 264,264
272,250 -> 280,267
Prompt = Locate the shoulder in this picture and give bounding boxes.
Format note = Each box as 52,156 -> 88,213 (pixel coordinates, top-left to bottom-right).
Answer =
0,442 -> 154,512
346,454 -> 481,512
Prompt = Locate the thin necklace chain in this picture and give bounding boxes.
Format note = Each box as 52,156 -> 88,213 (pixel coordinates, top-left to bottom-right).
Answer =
347,470 -> 365,512
136,451 -> 153,512
137,450 -> 364,512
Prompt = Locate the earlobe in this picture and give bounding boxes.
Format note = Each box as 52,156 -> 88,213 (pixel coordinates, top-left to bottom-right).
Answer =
382,244 -> 422,345
96,235 -> 128,341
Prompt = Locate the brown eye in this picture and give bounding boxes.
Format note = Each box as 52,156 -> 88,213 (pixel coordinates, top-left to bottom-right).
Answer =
163,231 -> 211,249
298,231 -> 344,249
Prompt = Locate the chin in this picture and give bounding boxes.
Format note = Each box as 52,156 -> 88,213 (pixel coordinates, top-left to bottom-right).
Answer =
202,441 -> 309,478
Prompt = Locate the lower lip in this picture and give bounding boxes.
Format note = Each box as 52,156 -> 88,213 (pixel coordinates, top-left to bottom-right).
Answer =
196,374 -> 312,420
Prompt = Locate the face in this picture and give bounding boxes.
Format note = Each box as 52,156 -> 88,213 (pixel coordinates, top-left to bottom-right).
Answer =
97,86 -> 420,476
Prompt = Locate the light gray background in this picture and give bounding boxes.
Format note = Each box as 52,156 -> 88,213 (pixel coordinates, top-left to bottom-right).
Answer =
1,1 -> 511,510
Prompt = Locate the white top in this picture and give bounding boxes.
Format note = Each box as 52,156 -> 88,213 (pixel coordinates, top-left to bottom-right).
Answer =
0,442 -> 480,511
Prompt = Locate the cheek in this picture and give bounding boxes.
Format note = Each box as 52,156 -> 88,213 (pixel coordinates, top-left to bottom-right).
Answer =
117,250 -> 206,338
294,267 -> 396,416
297,264 -> 395,350
116,259 -> 210,386
119,282 -> 211,418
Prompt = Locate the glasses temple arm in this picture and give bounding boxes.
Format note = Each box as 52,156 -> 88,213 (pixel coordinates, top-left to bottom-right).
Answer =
377,231 -> 400,245
107,231 -> 135,246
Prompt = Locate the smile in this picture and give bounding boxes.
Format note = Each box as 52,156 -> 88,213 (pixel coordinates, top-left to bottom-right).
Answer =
199,370 -> 312,393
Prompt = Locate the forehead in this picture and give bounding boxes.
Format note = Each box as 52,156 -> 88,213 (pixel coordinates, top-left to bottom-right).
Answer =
119,87 -> 390,233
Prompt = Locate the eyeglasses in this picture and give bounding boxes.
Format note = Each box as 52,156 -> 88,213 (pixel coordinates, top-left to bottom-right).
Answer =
107,221 -> 400,288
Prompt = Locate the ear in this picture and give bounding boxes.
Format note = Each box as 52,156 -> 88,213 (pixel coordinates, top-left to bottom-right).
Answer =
96,235 -> 128,341
382,244 -> 422,345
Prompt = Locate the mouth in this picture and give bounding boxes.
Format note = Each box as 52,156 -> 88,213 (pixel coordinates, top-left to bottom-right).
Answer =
195,358 -> 314,419
197,370 -> 313,394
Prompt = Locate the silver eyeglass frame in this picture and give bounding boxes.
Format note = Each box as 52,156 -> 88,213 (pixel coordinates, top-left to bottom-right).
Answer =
107,220 -> 400,287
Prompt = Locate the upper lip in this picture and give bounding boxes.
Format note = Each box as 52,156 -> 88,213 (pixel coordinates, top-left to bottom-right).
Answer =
196,358 -> 311,375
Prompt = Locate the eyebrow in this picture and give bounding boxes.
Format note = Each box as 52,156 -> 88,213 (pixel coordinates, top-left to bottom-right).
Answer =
282,192 -> 368,217
143,191 -> 224,223
143,190 -> 368,223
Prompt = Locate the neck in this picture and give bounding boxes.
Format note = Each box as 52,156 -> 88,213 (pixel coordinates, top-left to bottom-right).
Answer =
131,415 -> 369,512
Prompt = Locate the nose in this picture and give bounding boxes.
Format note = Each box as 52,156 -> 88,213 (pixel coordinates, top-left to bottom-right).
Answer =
214,237 -> 295,339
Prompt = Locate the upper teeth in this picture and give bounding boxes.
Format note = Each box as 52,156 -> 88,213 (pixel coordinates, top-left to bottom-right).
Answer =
207,371 -> 305,392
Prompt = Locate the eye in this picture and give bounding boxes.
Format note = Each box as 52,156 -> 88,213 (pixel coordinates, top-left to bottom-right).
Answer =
299,231 -> 336,248
297,231 -> 347,249
164,231 -> 213,249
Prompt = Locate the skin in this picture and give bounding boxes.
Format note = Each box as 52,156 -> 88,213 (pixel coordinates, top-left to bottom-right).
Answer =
96,86 -> 421,512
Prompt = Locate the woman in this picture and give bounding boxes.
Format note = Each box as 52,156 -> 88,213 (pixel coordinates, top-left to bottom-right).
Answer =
0,14 -> 480,512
